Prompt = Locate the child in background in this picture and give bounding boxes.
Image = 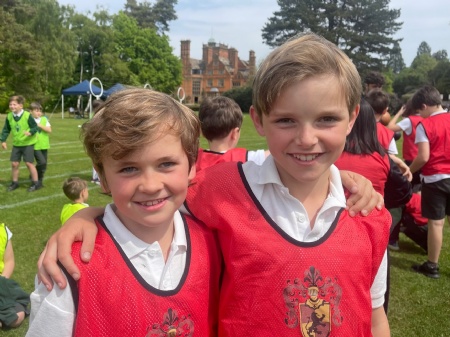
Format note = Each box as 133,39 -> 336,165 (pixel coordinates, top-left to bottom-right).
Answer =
0,223 -> 30,329
335,98 -> 412,313
410,85 -> 450,279
27,89 -> 221,337
396,192 -> 428,252
37,34 -> 389,336
1,95 -> 39,192
60,177 -> 89,225
30,102 -> 51,189
196,96 -> 269,171
387,99 -> 423,191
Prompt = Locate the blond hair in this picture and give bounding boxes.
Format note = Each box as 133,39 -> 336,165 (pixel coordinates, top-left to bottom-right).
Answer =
81,88 -> 200,184
252,33 -> 361,118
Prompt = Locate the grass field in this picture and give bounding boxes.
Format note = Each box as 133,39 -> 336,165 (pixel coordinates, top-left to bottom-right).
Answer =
0,112 -> 449,336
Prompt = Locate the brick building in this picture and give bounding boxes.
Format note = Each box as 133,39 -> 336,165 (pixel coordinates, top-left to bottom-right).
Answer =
180,38 -> 256,104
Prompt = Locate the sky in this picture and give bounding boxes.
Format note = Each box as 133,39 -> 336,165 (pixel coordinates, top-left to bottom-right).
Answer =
58,0 -> 450,66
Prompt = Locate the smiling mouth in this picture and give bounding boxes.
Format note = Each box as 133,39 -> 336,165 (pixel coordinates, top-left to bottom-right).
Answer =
292,154 -> 320,161
139,198 -> 167,206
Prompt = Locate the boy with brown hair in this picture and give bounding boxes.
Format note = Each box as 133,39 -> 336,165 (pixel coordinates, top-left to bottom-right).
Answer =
1,95 -> 39,192
30,102 -> 51,189
410,85 -> 450,279
27,89 -> 221,336
37,34 -> 388,336
196,96 -> 268,171
60,177 -> 89,225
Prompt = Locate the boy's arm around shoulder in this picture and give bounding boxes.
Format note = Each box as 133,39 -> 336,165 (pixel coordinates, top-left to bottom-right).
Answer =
38,207 -> 104,291
339,170 -> 384,217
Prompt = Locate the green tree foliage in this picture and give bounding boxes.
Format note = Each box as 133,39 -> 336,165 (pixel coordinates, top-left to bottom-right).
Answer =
416,41 -> 431,56
223,86 -> 253,113
21,0 -> 77,101
0,5 -> 43,99
0,0 -> 181,108
261,0 -> 402,72
112,12 -> 181,93
387,41 -> 405,74
432,50 -> 448,61
124,0 -> 177,34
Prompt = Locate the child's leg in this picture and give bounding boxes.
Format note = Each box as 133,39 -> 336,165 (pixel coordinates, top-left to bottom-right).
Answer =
401,213 -> 428,252
11,161 -> 20,181
34,149 -> 47,182
427,218 -> 445,263
25,161 -> 38,181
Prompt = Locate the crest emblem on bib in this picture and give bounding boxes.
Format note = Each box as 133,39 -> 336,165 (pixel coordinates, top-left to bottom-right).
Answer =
283,266 -> 342,336
145,308 -> 194,337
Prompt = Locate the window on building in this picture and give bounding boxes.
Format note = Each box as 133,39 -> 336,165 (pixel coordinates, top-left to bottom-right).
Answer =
233,81 -> 241,87
192,80 -> 201,95
208,70 -> 213,75
219,69 -> 224,75
207,79 -> 213,87
218,79 -> 224,87
192,69 -> 201,75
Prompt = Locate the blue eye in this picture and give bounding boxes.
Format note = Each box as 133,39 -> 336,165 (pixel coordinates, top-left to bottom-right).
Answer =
120,167 -> 137,174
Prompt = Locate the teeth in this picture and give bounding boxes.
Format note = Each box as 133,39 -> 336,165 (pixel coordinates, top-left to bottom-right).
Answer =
293,154 -> 318,161
141,199 -> 165,206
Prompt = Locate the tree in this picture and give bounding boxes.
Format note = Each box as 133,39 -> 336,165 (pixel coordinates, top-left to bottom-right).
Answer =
261,0 -> 403,72
416,41 -> 431,57
432,50 -> 448,61
112,12 -> 181,93
124,0 -> 177,34
386,41 -> 405,74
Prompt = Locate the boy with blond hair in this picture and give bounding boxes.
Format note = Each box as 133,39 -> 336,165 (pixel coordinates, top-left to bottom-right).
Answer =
1,95 -> 39,192
196,96 -> 268,171
60,177 -> 89,225
27,89 -> 221,336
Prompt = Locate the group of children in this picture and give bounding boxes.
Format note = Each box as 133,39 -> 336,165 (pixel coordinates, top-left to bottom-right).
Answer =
3,32 -> 446,335
1,96 -> 51,192
27,33 -> 390,336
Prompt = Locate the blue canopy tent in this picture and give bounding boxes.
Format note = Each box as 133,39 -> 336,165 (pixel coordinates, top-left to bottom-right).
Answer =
61,80 -> 102,119
102,83 -> 126,98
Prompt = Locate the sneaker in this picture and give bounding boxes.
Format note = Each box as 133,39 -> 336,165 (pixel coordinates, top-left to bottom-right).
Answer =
412,261 -> 440,279
27,184 -> 39,192
91,179 -> 101,185
388,241 -> 399,251
7,182 -> 19,192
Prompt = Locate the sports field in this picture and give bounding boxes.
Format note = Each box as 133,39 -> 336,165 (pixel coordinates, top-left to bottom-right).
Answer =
0,112 -> 448,336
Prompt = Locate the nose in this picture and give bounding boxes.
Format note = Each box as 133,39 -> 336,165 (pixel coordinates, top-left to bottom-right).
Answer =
138,169 -> 163,193
295,124 -> 317,147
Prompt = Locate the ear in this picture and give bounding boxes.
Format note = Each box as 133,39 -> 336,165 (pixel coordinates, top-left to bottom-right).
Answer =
347,104 -> 360,135
230,127 -> 240,141
188,164 -> 196,184
249,105 -> 265,136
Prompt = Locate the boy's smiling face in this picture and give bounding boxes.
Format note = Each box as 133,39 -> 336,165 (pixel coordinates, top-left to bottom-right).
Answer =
9,101 -> 22,114
100,132 -> 195,242
251,75 -> 358,196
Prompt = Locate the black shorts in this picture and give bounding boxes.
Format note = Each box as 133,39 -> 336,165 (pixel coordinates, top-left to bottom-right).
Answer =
421,178 -> 450,220
10,145 -> 35,163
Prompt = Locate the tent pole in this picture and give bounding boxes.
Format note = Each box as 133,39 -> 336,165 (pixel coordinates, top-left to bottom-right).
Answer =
62,95 -> 64,119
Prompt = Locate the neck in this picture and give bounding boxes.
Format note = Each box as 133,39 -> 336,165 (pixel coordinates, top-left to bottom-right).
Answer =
207,139 -> 234,152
